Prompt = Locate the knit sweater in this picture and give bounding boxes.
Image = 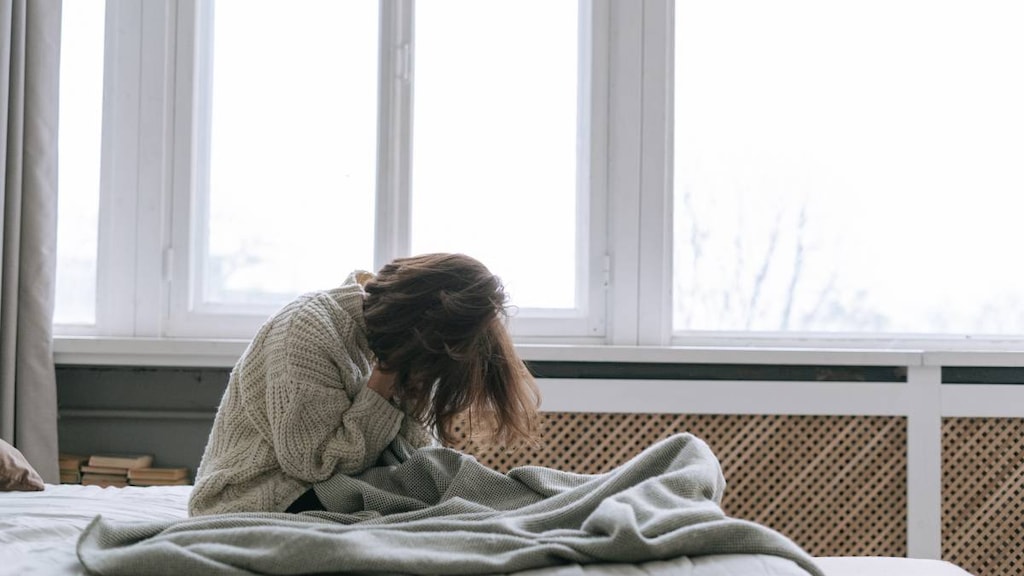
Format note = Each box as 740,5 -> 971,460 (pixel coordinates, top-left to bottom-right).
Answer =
188,272 -> 433,516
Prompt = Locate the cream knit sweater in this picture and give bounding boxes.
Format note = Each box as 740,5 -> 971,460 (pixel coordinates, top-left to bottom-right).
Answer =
188,272 -> 432,516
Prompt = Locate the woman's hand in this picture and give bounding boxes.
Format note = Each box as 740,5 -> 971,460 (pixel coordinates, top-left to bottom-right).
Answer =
366,364 -> 397,400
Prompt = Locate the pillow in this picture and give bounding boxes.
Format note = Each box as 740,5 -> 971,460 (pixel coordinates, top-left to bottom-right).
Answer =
0,439 -> 45,491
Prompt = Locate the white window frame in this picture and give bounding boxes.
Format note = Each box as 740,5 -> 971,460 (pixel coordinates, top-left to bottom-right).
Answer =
57,0 -> 1024,363
363,0 -> 611,343
63,0 -> 612,345
650,0 -> 1024,352
88,0 -> 176,339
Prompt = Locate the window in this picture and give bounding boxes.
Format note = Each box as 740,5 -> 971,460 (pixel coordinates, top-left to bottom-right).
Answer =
195,0 -> 379,310
411,1 -> 579,312
56,0 -> 105,328
55,1 -> 1024,352
672,0 -> 1024,341
58,1 -> 603,343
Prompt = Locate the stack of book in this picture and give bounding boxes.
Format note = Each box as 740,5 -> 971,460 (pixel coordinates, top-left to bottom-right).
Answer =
127,467 -> 190,486
81,453 -> 154,487
58,453 -> 88,484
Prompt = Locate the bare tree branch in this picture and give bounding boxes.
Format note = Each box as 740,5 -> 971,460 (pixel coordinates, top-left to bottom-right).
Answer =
803,272 -> 838,328
679,188 -> 704,327
745,210 -> 781,329
781,204 -> 807,330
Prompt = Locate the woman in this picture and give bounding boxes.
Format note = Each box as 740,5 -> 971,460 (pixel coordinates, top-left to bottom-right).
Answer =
188,253 -> 540,516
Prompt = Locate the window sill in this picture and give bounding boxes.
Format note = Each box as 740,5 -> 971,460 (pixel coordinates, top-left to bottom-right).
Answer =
54,336 -> 251,368
52,336 -> 1024,369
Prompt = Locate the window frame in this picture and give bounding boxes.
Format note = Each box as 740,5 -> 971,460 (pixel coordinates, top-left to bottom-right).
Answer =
86,0 -> 176,339
57,0 -> 1024,356
368,0 -> 610,343
61,0 -> 612,343
659,0 -> 1024,351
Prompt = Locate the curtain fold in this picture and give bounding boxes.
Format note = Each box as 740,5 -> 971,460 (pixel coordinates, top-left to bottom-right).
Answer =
0,0 -> 62,483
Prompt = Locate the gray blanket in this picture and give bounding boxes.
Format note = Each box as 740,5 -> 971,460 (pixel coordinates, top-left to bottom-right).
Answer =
77,433 -> 824,576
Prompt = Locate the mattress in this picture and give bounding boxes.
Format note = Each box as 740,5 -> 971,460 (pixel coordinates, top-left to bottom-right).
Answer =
0,484 -> 975,576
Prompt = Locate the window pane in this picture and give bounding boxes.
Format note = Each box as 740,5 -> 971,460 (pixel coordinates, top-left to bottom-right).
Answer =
673,0 -> 1024,335
201,0 -> 378,307
56,0 -> 105,326
412,1 -> 579,310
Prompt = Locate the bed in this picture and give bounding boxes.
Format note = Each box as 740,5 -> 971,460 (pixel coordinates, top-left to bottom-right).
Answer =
0,485 -> 973,576
0,436 -> 975,576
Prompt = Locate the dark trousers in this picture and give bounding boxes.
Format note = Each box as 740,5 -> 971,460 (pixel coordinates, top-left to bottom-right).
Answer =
285,487 -> 326,513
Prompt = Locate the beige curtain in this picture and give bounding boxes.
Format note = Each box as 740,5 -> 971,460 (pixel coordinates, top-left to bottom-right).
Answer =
0,0 -> 62,483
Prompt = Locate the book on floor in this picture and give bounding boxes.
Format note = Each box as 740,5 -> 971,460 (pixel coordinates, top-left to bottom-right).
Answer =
59,453 -> 88,471
80,464 -> 130,476
127,467 -> 188,481
128,477 -> 190,486
59,453 -> 88,483
87,453 -> 153,470
81,473 -> 129,487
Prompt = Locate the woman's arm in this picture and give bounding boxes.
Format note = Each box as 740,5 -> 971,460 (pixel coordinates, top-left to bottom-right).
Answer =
264,300 -> 404,482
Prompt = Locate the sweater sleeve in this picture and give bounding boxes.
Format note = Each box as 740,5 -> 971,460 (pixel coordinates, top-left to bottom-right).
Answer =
264,297 -> 404,482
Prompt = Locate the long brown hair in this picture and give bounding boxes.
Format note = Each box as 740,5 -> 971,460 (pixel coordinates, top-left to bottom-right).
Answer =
362,253 -> 540,447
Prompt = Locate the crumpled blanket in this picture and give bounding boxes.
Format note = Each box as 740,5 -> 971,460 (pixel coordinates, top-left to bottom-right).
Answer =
77,433 -> 824,576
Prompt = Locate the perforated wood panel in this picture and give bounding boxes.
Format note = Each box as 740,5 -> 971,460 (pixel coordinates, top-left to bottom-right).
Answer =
942,417 -> 1024,576
450,412 -> 907,557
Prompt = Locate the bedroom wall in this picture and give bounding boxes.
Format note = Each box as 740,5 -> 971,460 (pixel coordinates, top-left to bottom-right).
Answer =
57,366 -> 228,479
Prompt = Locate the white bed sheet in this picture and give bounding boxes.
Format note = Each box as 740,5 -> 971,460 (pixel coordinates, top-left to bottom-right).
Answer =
0,484 -> 975,576
1,484 -> 191,575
